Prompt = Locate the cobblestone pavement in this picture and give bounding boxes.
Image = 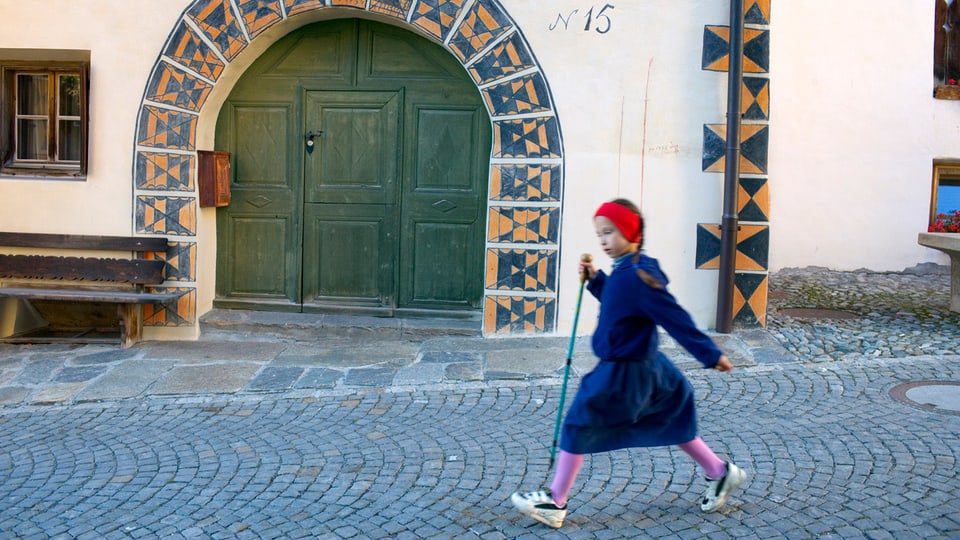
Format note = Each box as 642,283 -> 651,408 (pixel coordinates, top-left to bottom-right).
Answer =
0,268 -> 958,538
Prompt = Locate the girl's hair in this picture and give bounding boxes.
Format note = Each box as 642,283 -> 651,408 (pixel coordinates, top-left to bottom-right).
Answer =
611,198 -> 644,249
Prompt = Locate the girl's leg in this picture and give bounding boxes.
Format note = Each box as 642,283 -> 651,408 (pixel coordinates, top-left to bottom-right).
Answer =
678,437 -> 727,479
549,451 -> 584,507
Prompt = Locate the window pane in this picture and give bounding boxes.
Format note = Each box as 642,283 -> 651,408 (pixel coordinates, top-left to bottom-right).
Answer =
58,74 -> 81,117
16,74 -> 48,115
58,119 -> 82,161
16,119 -> 48,160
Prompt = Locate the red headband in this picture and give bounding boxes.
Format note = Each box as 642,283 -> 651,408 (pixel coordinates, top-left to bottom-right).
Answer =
595,202 -> 642,243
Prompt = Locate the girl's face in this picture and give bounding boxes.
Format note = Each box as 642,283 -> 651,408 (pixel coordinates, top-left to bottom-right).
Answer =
594,216 -> 635,259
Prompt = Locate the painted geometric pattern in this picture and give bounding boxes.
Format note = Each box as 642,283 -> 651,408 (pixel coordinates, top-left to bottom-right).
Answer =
738,177 -> 770,222
488,207 -> 560,244
493,117 -> 561,159
136,196 -> 198,237
369,0 -> 414,19
448,1 -> 512,62
138,106 -> 197,150
490,163 -> 561,202
235,0 -> 284,39
733,272 -> 768,327
144,288 -> 196,326
485,248 -> 557,292
484,295 -> 556,335
742,76 -> 770,121
702,26 -> 769,73
695,223 -> 769,271
146,62 -> 213,112
411,0 -> 469,40
330,0 -> 366,8
143,241 -> 197,282
482,72 -> 552,116
187,0 -> 248,60
468,31 -> 536,85
284,0 -> 325,17
165,21 -> 225,81
745,0 -> 771,25
136,152 -> 195,191
702,124 -> 768,174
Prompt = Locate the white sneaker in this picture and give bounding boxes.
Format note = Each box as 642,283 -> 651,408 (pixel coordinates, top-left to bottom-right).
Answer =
701,462 -> 746,512
510,488 -> 567,528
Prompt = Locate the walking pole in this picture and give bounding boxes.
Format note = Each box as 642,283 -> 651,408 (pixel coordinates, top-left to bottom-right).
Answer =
549,253 -> 592,470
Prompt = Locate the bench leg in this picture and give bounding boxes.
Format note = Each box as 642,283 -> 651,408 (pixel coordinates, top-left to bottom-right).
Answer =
118,304 -> 144,349
950,254 -> 960,313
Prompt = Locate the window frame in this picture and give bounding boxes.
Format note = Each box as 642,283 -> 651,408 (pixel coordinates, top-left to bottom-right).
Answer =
931,159 -> 960,225
0,49 -> 90,179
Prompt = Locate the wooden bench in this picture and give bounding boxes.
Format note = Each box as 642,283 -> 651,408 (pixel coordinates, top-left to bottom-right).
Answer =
0,232 -> 180,348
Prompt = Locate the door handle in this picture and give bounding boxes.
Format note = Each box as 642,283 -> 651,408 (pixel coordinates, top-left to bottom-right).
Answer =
305,130 -> 322,154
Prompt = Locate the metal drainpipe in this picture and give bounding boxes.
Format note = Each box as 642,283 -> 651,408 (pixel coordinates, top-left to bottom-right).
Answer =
716,0 -> 745,333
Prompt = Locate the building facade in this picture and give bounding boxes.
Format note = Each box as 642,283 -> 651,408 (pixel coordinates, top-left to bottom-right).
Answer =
0,0 -> 954,341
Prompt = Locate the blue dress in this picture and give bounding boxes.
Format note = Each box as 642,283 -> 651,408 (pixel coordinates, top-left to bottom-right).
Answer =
560,252 -> 723,454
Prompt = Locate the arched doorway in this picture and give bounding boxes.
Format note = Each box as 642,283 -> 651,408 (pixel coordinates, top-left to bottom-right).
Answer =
214,19 -> 490,316
134,1 -> 565,335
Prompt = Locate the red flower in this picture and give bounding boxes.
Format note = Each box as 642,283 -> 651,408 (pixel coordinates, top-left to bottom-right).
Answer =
929,210 -> 960,233
950,79 -> 958,85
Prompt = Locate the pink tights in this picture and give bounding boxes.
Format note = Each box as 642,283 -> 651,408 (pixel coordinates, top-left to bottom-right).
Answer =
548,438 -> 726,506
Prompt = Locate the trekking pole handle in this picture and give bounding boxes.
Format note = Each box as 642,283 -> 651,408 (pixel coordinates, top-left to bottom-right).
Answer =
579,253 -> 593,283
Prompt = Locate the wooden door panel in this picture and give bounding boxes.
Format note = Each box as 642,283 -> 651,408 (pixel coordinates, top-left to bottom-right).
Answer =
400,103 -> 489,310
304,91 -> 400,204
302,203 -> 395,309
216,104 -> 300,309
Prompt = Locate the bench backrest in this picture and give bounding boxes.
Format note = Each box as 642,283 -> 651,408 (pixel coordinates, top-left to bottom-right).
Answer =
0,232 -> 169,285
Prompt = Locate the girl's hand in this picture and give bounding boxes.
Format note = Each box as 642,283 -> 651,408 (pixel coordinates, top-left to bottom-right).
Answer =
578,260 -> 597,282
714,355 -> 733,373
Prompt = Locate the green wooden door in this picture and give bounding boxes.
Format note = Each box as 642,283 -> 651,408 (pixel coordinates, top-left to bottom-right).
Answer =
302,91 -> 400,311
215,19 -> 489,315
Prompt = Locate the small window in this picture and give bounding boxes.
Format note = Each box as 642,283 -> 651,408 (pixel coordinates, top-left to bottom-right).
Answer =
1,49 -> 89,178
931,160 -> 960,227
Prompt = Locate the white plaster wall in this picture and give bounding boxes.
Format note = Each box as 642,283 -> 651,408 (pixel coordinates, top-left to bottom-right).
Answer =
0,1 -> 185,235
768,0 -> 955,271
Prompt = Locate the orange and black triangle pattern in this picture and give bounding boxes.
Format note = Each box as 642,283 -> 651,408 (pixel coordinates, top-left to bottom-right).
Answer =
138,106 -> 197,150
235,0 -> 284,39
701,25 -> 769,73
187,0 -> 248,61
490,164 -> 561,202
738,177 -> 769,222
411,0 -> 470,41
329,0 -> 366,8
742,76 -> 770,121
468,31 -> 537,86
448,1 -> 512,62
164,21 -> 225,81
695,223 -> 769,271
284,0 -> 324,17
493,117 -> 562,159
143,241 -> 197,282
146,62 -> 213,112
487,207 -> 560,244
484,295 -> 555,334
482,72 -> 552,116
733,272 -> 768,327
144,288 -> 196,326
702,124 -> 768,174
136,196 -> 198,237
485,248 -> 557,292
744,0 -> 771,25
369,0 -> 414,19
136,152 -> 194,191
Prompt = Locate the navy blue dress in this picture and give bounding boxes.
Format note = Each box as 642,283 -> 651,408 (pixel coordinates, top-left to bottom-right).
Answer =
560,253 -> 723,454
